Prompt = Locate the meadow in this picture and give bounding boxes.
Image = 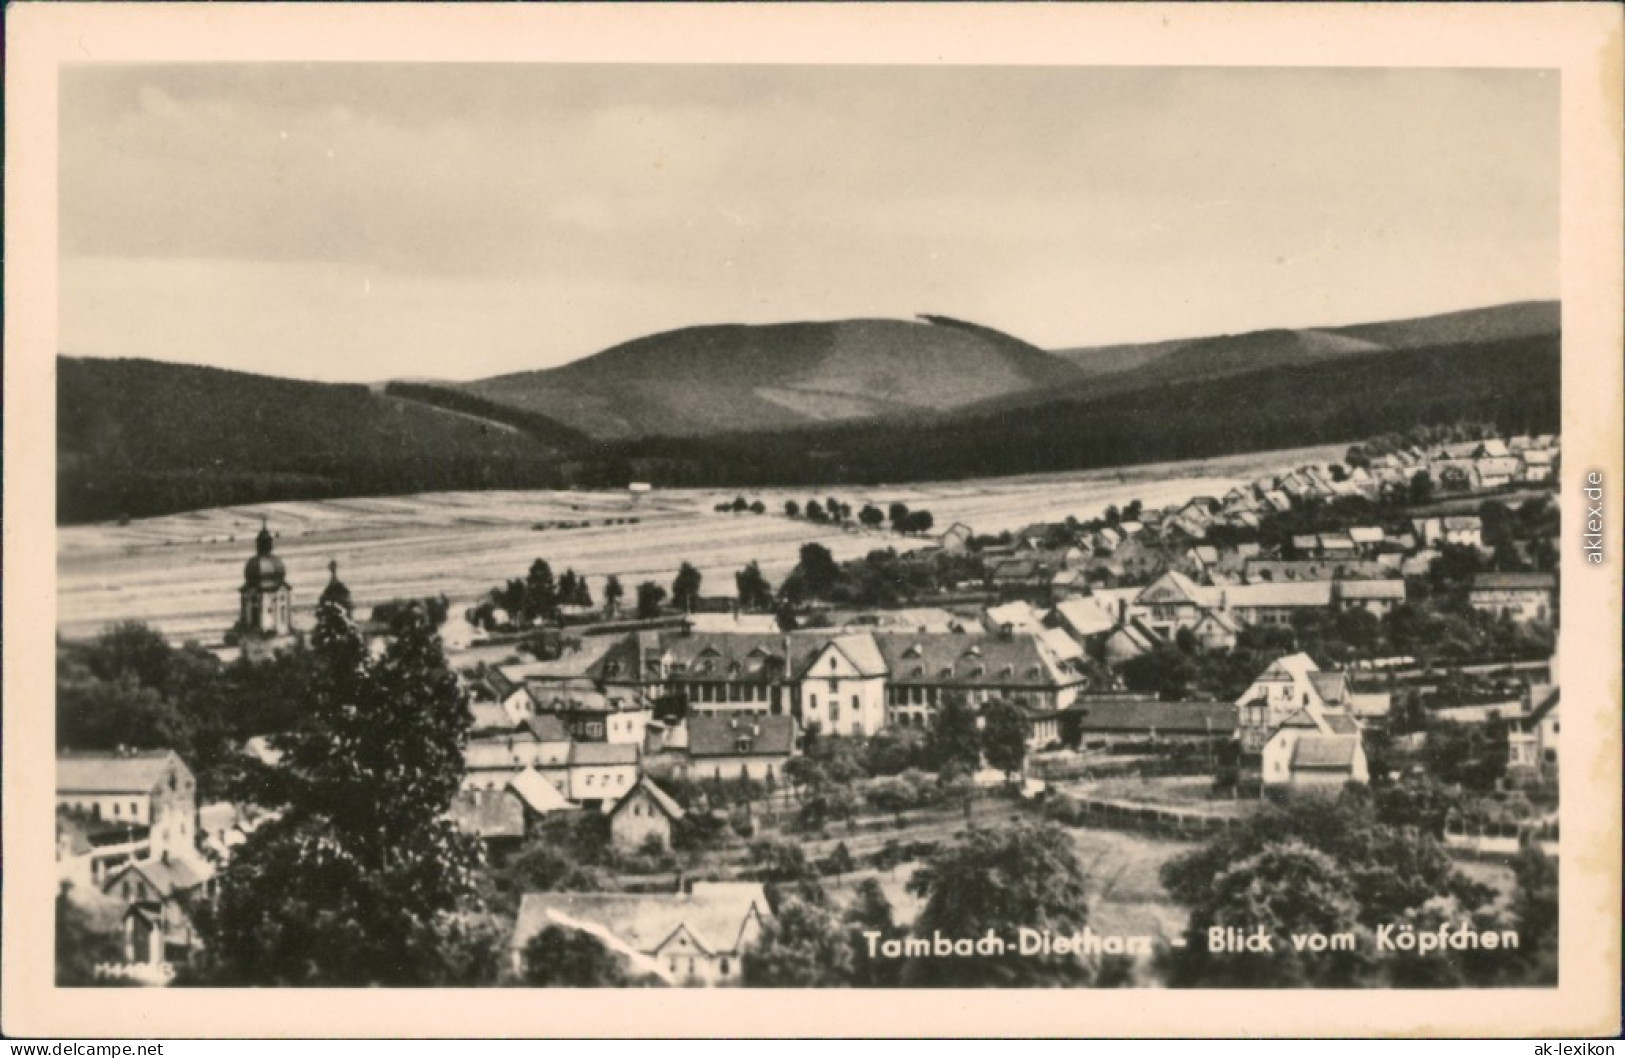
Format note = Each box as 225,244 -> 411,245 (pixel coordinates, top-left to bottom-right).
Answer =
56,442 -> 1347,645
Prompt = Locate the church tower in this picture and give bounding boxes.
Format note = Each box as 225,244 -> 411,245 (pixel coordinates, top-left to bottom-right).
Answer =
239,520 -> 293,639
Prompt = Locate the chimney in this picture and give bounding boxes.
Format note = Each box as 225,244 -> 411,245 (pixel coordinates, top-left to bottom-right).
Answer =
1117,599 -> 1127,625
1000,623 -> 1014,641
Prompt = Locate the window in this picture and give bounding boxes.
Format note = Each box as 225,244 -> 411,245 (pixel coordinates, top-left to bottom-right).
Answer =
113,803 -> 121,818
720,958 -> 730,976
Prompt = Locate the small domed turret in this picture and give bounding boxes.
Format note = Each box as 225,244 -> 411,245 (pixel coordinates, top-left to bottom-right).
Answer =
320,559 -> 353,614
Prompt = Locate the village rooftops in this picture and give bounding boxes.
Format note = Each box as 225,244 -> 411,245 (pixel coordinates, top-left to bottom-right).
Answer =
610,776 -> 686,822
873,633 -> 1084,689
511,882 -> 770,964
508,767 -> 577,815
1050,597 -> 1116,639
527,680 -> 650,714
522,714 -> 572,743
687,715 -> 796,759
57,750 -> 183,794
591,632 -> 804,685
106,853 -> 215,899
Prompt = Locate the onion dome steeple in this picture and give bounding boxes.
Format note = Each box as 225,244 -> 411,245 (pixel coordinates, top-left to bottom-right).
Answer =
319,559 -> 353,615
242,517 -> 287,589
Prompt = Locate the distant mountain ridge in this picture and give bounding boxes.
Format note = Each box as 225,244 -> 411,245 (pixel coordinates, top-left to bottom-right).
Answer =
56,299 -> 1560,524
453,315 -> 1085,439
1000,300 -> 1561,415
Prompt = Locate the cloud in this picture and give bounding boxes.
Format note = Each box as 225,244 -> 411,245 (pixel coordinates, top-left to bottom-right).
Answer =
58,64 -> 1558,375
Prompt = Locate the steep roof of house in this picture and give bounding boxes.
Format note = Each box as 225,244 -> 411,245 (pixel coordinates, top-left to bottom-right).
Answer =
569,742 -> 640,767
611,776 -> 686,822
523,714 -> 572,743
985,601 -> 1046,633
1308,669 -> 1350,704
57,751 -> 180,795
106,853 -> 214,898
823,633 -> 889,678
468,702 -> 518,734
1036,627 -> 1085,663
1135,570 -> 1206,607
1051,597 -> 1116,638
687,714 -> 797,758
1291,735 -> 1360,770
512,883 -> 770,958
508,767 -> 577,815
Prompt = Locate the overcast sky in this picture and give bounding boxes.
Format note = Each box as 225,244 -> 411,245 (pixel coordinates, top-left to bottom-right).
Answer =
60,64 -> 1558,383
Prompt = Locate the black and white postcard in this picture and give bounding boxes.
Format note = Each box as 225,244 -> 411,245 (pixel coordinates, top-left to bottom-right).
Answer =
5,1 -> 1620,1040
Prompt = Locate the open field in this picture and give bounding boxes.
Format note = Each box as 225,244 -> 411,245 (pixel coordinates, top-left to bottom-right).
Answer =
56,442 -> 1347,645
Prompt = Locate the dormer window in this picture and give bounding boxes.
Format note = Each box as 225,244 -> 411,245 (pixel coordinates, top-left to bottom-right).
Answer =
735,737 -> 752,752
904,644 -> 923,659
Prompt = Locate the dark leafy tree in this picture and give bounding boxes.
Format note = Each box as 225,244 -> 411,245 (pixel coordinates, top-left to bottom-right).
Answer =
742,896 -> 855,987
903,510 -> 934,535
523,558 -> 557,622
906,823 -> 1094,985
784,500 -> 801,518
521,925 -> 638,986
636,581 -> 667,620
603,575 -> 624,617
928,693 -> 982,775
1161,841 -> 1374,987
1160,790 -> 1493,967
735,562 -> 775,612
859,504 -> 885,529
796,543 -> 841,599
672,563 -> 703,614
1510,843 -> 1558,983
196,601 -> 488,985
980,700 -> 1028,780
887,502 -> 910,531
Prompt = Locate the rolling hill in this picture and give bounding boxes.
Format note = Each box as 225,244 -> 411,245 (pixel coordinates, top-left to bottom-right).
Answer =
1035,300 -> 1560,410
452,316 -> 1085,439
58,300 -> 1561,523
58,358 -> 579,524
596,330 -> 1562,489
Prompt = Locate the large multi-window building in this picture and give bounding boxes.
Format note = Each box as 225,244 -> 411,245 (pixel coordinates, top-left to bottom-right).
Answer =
584,627 -> 1100,737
